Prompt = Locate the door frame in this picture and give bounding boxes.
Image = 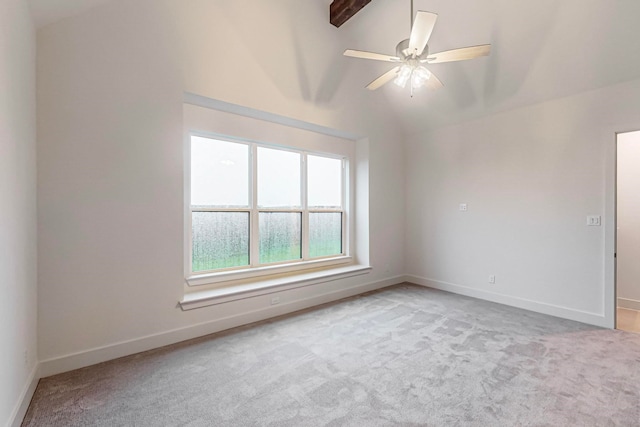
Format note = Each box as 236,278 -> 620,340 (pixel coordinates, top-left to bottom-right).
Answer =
610,127 -> 640,329
607,126 -> 640,329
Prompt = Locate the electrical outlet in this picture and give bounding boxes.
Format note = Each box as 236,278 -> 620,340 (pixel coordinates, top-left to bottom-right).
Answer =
23,349 -> 29,367
488,275 -> 496,284
459,203 -> 468,212
587,215 -> 601,226
270,296 -> 280,305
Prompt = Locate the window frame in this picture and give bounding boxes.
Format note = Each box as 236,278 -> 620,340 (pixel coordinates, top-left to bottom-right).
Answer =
186,131 -> 352,287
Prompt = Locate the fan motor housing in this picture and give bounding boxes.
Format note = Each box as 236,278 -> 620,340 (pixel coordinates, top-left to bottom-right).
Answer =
396,38 -> 429,60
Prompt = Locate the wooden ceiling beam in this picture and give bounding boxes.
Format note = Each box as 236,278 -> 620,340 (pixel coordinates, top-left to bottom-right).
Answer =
330,0 -> 372,28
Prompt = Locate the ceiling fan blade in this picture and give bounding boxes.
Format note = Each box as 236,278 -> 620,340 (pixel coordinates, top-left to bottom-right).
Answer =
426,44 -> 491,64
408,11 -> 438,57
366,66 -> 400,90
425,71 -> 443,90
344,49 -> 401,62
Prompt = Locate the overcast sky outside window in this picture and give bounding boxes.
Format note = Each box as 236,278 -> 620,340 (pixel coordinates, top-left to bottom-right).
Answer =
191,136 -> 342,208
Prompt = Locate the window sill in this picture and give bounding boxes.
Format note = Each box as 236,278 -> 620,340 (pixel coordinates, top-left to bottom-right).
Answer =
186,256 -> 354,287
180,263 -> 371,311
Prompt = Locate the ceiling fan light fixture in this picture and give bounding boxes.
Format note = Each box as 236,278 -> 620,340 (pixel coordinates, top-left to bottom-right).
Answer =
411,66 -> 432,89
394,64 -> 431,91
394,64 -> 412,88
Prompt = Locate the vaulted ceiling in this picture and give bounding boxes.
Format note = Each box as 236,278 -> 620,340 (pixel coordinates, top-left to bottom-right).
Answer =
28,0 -> 640,135
337,0 -> 640,134
28,0 -> 112,28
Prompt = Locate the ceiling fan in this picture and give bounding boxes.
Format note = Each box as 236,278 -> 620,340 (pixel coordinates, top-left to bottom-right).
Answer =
343,0 -> 491,96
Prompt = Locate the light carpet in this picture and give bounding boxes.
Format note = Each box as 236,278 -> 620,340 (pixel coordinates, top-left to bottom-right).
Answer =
23,283 -> 640,426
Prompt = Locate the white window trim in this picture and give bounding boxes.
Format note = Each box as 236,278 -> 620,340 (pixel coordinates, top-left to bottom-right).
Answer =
186,255 -> 354,287
180,263 -> 372,310
181,96 -> 370,310
185,131 -> 353,288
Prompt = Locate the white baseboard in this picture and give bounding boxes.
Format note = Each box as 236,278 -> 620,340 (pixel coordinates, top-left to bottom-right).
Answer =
405,275 -> 608,328
39,275 -> 404,378
9,363 -> 40,427
617,297 -> 640,311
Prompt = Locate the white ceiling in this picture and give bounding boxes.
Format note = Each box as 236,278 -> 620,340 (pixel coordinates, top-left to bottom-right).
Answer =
28,0 -> 640,135
338,0 -> 640,134
28,0 -> 112,28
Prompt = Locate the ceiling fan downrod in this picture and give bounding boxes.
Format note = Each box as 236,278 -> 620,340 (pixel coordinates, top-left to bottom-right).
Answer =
410,0 -> 414,32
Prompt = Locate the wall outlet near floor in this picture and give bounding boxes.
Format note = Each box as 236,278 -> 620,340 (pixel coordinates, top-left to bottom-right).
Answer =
270,296 -> 280,305
488,275 -> 496,284
587,215 -> 601,226
459,203 -> 468,212
23,349 -> 29,367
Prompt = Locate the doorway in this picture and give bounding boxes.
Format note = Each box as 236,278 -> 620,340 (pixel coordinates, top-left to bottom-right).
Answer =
616,130 -> 640,333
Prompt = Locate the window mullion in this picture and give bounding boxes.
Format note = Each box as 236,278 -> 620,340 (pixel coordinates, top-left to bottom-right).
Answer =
301,153 -> 309,261
342,157 -> 347,256
250,144 -> 259,267
191,207 -> 252,212
187,134 -> 193,276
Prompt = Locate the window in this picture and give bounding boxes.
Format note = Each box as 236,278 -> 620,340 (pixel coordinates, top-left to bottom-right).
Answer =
189,134 -> 348,282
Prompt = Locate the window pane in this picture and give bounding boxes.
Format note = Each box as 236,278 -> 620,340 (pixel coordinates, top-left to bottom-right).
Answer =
259,212 -> 301,264
192,212 -> 249,272
191,136 -> 249,207
308,155 -> 342,208
309,212 -> 342,258
257,147 -> 301,208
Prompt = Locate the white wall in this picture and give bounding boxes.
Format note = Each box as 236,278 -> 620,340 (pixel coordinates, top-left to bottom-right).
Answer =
37,0 -> 405,373
405,77 -> 640,327
617,131 -> 640,308
0,0 -> 38,424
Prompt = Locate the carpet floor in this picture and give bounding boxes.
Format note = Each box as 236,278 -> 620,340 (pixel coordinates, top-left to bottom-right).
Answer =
22,283 -> 640,426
